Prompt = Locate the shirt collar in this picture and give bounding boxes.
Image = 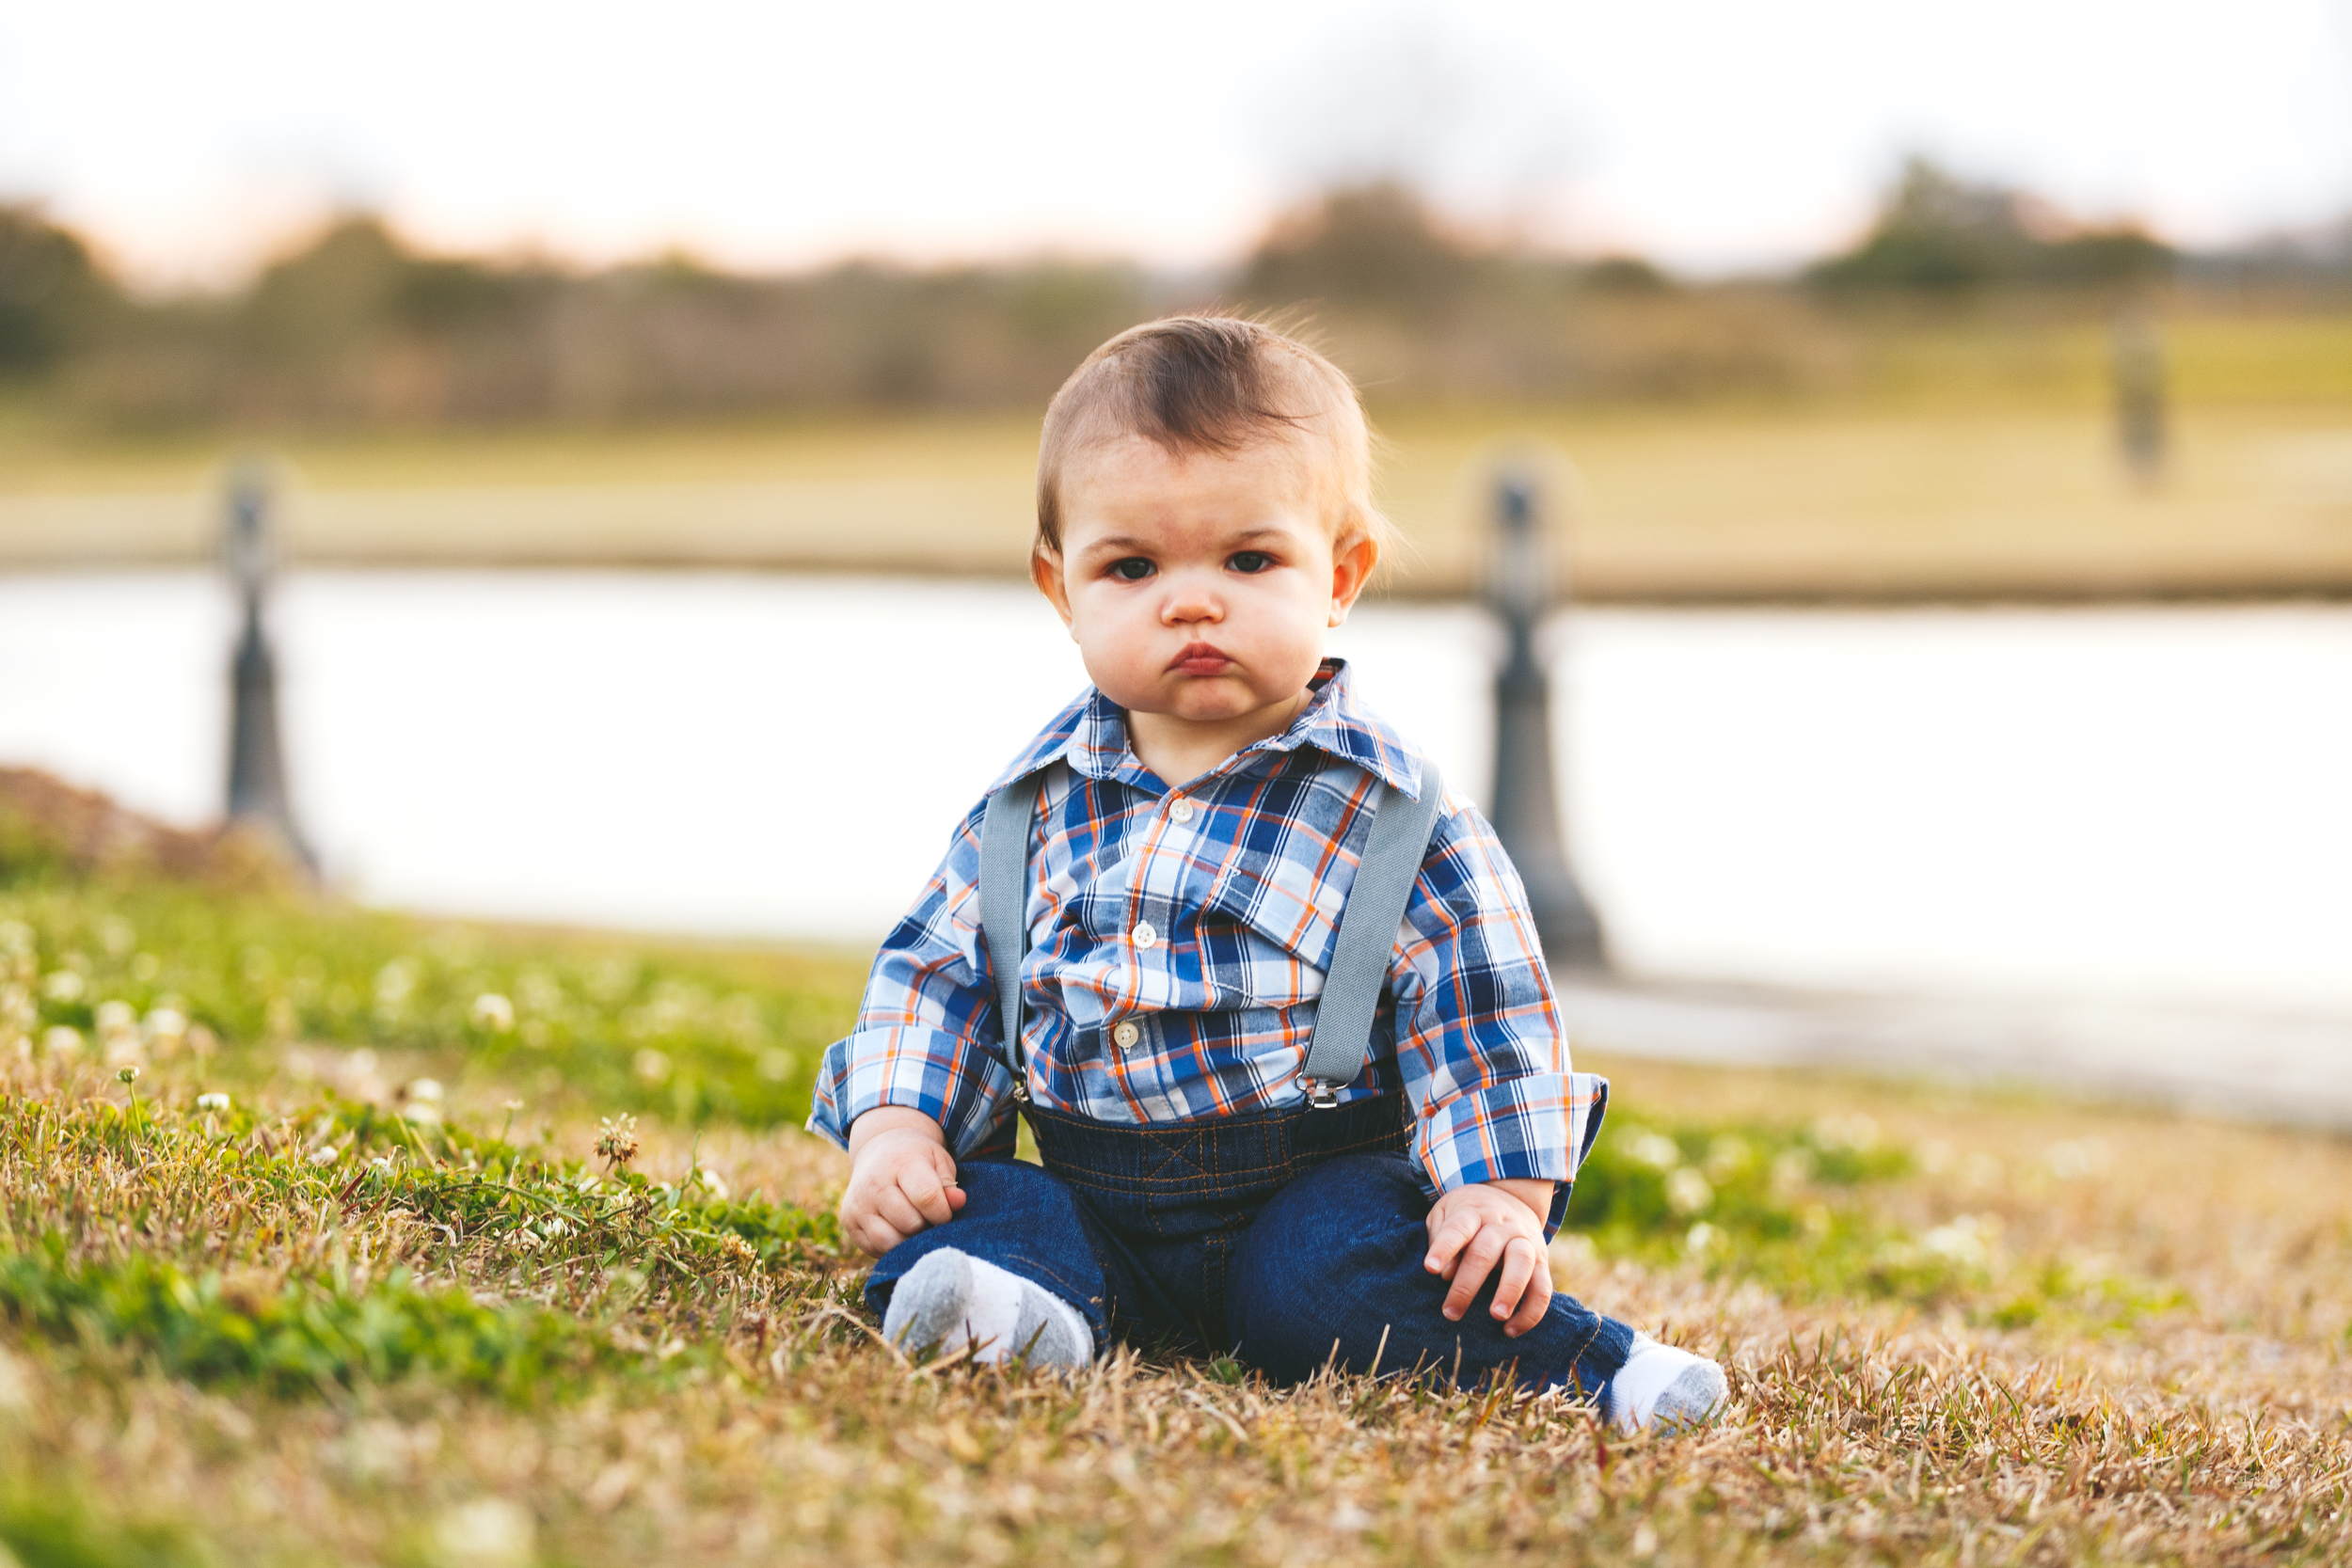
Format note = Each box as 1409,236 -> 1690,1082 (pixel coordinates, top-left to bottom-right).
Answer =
987,658 -> 1428,800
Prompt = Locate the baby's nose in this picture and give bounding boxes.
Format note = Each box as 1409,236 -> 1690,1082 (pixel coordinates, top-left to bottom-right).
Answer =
1160,583 -> 1223,622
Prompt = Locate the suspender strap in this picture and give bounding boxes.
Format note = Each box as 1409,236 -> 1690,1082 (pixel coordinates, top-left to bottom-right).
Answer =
979,769 -> 1045,1098
1298,761 -> 1446,1107
978,760 -> 1445,1111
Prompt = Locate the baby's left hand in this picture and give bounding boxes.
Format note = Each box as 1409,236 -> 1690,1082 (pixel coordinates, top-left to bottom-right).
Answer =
1423,1179 -> 1555,1338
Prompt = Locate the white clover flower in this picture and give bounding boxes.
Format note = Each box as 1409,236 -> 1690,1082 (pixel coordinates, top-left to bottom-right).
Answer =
1703,1134 -> 1753,1181
373,958 -> 420,1006
143,1007 -> 188,1045
309,1145 -> 342,1165
1665,1166 -> 1715,1215
40,971 -> 85,1004
1770,1148 -> 1817,1196
1684,1221 -> 1720,1257
469,993 -> 516,1033
595,1115 -> 641,1167
1920,1213 -> 2000,1269
1628,1131 -> 1682,1171
197,1092 -> 231,1113
0,920 -> 32,958
632,1048 -> 671,1085
40,1026 -> 81,1056
95,999 -> 136,1037
691,1166 -> 730,1201
432,1497 -> 534,1568
405,1078 -> 444,1103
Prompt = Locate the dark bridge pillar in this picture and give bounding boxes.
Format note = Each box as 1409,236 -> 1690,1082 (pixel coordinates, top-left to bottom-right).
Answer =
1487,473 -> 1606,971
223,464 -> 312,870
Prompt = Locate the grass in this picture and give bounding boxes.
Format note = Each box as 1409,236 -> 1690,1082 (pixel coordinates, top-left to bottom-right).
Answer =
4,304 -> 2351,599
3,825 -> 2351,1562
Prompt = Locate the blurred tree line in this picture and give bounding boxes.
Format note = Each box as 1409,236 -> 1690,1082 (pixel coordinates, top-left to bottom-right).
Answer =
0,158 -> 2334,429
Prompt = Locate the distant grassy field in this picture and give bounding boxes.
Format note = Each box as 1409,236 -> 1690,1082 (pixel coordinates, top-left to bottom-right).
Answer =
4,800 -> 2349,1564
3,309 -> 2351,600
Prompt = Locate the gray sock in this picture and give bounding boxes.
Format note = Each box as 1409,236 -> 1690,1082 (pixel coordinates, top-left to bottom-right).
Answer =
882,1247 -> 1093,1369
1649,1359 -> 1730,1429
1606,1333 -> 1729,1433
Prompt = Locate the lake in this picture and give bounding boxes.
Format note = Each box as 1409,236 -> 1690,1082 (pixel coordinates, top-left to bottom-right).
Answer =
5,569 -> 2349,1016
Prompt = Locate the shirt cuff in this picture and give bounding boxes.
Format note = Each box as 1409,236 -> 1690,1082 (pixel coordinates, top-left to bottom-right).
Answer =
1414,1069 -> 1610,1193
803,1025 -> 1014,1158
1407,1071 -> 1610,1241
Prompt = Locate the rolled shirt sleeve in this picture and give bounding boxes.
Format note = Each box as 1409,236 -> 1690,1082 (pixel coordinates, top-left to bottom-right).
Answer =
1389,796 -> 1609,1224
805,803 -> 1021,1159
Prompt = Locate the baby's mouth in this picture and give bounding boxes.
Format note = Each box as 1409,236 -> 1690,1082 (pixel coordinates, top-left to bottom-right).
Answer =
1167,642 -> 1233,676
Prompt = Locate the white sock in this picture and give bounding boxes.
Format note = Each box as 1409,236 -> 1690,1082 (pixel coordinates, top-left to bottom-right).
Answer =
882,1248 -> 1094,1369
1606,1333 -> 1728,1433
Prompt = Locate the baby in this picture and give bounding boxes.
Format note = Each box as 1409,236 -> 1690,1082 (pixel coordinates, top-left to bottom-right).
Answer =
807,316 -> 1725,1431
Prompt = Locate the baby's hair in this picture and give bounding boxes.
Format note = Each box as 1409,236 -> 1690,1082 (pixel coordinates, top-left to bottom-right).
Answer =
1034,314 -> 1395,563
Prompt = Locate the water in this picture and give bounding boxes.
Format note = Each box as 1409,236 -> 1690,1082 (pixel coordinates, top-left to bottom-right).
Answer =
5,569 -> 2349,1014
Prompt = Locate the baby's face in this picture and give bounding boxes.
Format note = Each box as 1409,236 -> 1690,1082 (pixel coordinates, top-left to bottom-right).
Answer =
1036,432 -> 1375,736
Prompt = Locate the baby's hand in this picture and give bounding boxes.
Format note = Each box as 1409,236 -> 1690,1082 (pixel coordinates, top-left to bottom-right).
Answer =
1423,1179 -> 1555,1337
840,1109 -> 967,1257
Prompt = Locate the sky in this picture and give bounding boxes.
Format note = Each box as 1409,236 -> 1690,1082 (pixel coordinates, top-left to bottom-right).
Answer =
2,0 -> 2348,288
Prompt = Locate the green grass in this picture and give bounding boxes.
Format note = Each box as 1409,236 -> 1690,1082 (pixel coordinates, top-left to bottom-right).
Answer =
5,874 -> 857,1131
0,1083 -> 843,1403
2,797 -> 2350,1563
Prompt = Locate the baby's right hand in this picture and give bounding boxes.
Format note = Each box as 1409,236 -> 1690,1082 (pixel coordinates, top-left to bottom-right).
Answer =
839,1114 -> 967,1257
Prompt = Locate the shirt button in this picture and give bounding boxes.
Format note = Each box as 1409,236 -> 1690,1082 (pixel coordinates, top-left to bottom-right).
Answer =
1132,920 -> 1158,949
1168,798 -> 1195,825
1112,1021 -> 1140,1050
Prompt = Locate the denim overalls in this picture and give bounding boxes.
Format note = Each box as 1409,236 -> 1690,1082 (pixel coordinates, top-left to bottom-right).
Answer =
863,762 -> 1635,1398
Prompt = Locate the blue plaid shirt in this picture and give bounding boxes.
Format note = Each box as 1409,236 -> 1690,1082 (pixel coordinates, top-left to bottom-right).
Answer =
808,660 -> 1607,1203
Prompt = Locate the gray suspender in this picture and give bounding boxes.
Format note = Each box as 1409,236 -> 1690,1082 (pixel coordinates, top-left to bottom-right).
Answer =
977,762 -> 1446,1110
1296,762 -> 1446,1105
979,770 -> 1046,1101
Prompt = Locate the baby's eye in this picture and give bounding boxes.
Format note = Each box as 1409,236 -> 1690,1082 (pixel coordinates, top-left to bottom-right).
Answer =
1108,558 -> 1155,581
1228,550 -> 1275,574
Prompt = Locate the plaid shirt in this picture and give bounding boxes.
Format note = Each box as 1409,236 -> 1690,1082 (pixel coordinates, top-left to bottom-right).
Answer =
807,660 -> 1607,1204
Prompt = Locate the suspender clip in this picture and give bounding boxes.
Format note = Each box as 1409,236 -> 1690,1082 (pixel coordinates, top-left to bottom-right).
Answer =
1300,1076 -> 1340,1110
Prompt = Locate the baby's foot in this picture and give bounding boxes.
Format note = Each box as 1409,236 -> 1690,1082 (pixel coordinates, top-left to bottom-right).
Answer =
1606,1334 -> 1728,1433
882,1248 -> 1094,1370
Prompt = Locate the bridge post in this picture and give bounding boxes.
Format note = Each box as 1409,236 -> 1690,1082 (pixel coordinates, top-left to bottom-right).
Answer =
1486,471 -> 1606,971
223,462 -> 312,870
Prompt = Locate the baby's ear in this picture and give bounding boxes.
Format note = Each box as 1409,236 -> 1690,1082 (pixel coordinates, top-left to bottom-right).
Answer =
1329,528 -> 1380,620
1031,546 -> 1075,626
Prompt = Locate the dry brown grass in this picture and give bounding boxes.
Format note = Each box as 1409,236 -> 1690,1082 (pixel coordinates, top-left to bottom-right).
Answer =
2,1045 -> 2347,1566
